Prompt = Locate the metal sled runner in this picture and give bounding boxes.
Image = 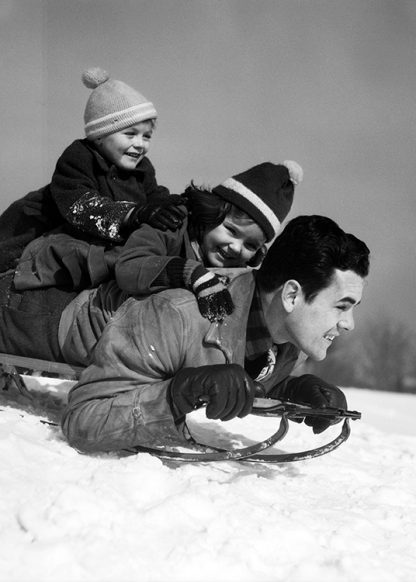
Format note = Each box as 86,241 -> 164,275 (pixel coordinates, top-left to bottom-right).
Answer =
131,400 -> 361,463
0,352 -> 361,464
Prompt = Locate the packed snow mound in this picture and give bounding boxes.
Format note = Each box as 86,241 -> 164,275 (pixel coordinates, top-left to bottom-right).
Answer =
0,385 -> 415,582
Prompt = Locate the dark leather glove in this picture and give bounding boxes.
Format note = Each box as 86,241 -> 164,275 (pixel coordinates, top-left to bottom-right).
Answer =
126,195 -> 187,232
283,374 -> 348,434
192,270 -> 234,322
169,364 -> 257,421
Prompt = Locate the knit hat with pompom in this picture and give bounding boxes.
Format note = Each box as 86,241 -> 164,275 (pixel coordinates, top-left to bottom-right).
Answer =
82,67 -> 157,140
212,160 -> 303,242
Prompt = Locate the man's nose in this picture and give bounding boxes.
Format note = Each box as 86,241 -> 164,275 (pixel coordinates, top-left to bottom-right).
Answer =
339,310 -> 355,331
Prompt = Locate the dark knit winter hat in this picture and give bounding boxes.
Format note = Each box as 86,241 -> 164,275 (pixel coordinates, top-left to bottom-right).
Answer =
212,160 -> 303,242
82,67 -> 157,140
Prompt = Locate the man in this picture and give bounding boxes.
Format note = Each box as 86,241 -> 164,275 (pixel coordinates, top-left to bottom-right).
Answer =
61,215 -> 370,453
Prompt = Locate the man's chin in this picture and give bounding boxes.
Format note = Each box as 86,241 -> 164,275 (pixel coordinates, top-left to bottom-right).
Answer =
306,349 -> 328,362
313,352 -> 327,362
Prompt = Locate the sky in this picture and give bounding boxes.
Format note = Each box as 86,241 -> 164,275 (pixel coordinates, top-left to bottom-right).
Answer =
1,0 -> 415,332
0,378 -> 415,581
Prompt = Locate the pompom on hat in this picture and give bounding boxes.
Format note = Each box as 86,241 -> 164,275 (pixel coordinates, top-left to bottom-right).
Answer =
212,160 -> 303,242
82,67 -> 157,140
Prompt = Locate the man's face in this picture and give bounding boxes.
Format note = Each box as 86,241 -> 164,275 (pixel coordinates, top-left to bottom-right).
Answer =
283,269 -> 365,361
95,121 -> 153,171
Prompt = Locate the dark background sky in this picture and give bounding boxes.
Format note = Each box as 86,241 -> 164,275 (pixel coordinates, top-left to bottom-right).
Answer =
1,0 -> 415,334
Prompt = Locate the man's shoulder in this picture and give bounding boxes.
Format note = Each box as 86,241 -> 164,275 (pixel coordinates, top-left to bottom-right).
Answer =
162,269 -> 255,300
125,269 -> 255,321
123,288 -> 205,334
210,267 -> 254,282
148,269 -> 255,316
223,268 -> 256,298
148,287 -> 198,310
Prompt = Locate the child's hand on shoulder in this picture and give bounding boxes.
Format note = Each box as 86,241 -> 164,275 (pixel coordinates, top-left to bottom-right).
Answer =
126,195 -> 187,233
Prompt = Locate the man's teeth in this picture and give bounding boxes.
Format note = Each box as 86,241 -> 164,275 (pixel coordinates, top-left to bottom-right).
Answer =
325,334 -> 335,341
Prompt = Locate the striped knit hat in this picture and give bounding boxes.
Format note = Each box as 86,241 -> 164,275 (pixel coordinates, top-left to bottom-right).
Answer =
82,67 -> 157,140
212,160 -> 303,242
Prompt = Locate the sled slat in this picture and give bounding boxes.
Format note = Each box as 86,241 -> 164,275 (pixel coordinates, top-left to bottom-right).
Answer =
0,353 -> 83,379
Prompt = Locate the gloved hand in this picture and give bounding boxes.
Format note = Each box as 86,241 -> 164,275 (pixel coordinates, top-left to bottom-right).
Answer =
126,195 -> 187,232
169,364 -> 257,421
192,269 -> 234,322
283,374 -> 348,434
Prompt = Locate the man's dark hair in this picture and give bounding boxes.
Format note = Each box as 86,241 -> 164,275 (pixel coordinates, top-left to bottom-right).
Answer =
256,215 -> 370,302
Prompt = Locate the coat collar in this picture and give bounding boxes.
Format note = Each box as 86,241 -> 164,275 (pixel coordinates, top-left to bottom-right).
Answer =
81,138 -> 150,176
201,270 -> 301,379
203,270 -> 256,364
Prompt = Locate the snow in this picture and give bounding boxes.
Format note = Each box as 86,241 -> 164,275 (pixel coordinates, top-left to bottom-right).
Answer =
1,380 -> 415,582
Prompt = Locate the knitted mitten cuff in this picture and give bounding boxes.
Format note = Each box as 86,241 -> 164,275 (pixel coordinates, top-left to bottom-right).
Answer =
165,258 -> 204,289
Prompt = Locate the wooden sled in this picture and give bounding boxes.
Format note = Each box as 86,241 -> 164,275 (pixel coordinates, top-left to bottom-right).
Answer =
0,352 -> 80,417
0,352 -> 82,379
0,352 -> 361,463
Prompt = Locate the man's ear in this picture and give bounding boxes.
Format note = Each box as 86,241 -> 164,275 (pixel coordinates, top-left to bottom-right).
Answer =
282,279 -> 302,313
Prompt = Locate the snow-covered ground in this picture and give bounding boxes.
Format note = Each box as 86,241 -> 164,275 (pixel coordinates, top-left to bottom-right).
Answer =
0,380 -> 415,582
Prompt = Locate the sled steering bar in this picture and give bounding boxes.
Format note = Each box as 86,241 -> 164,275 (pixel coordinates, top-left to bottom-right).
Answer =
252,397 -> 362,420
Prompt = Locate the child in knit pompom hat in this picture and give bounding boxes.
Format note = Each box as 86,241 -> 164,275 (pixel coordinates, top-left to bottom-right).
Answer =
0,67 -> 185,273
114,160 -> 303,322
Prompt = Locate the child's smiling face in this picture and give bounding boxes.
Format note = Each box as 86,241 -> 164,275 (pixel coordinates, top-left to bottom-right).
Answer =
201,209 -> 267,268
94,121 -> 154,171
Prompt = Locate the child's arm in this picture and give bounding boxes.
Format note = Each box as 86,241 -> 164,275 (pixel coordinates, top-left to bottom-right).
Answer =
115,223 -> 234,323
50,141 -> 135,242
124,157 -> 187,232
123,195 -> 186,234
51,142 -> 186,241
115,222 -> 188,294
